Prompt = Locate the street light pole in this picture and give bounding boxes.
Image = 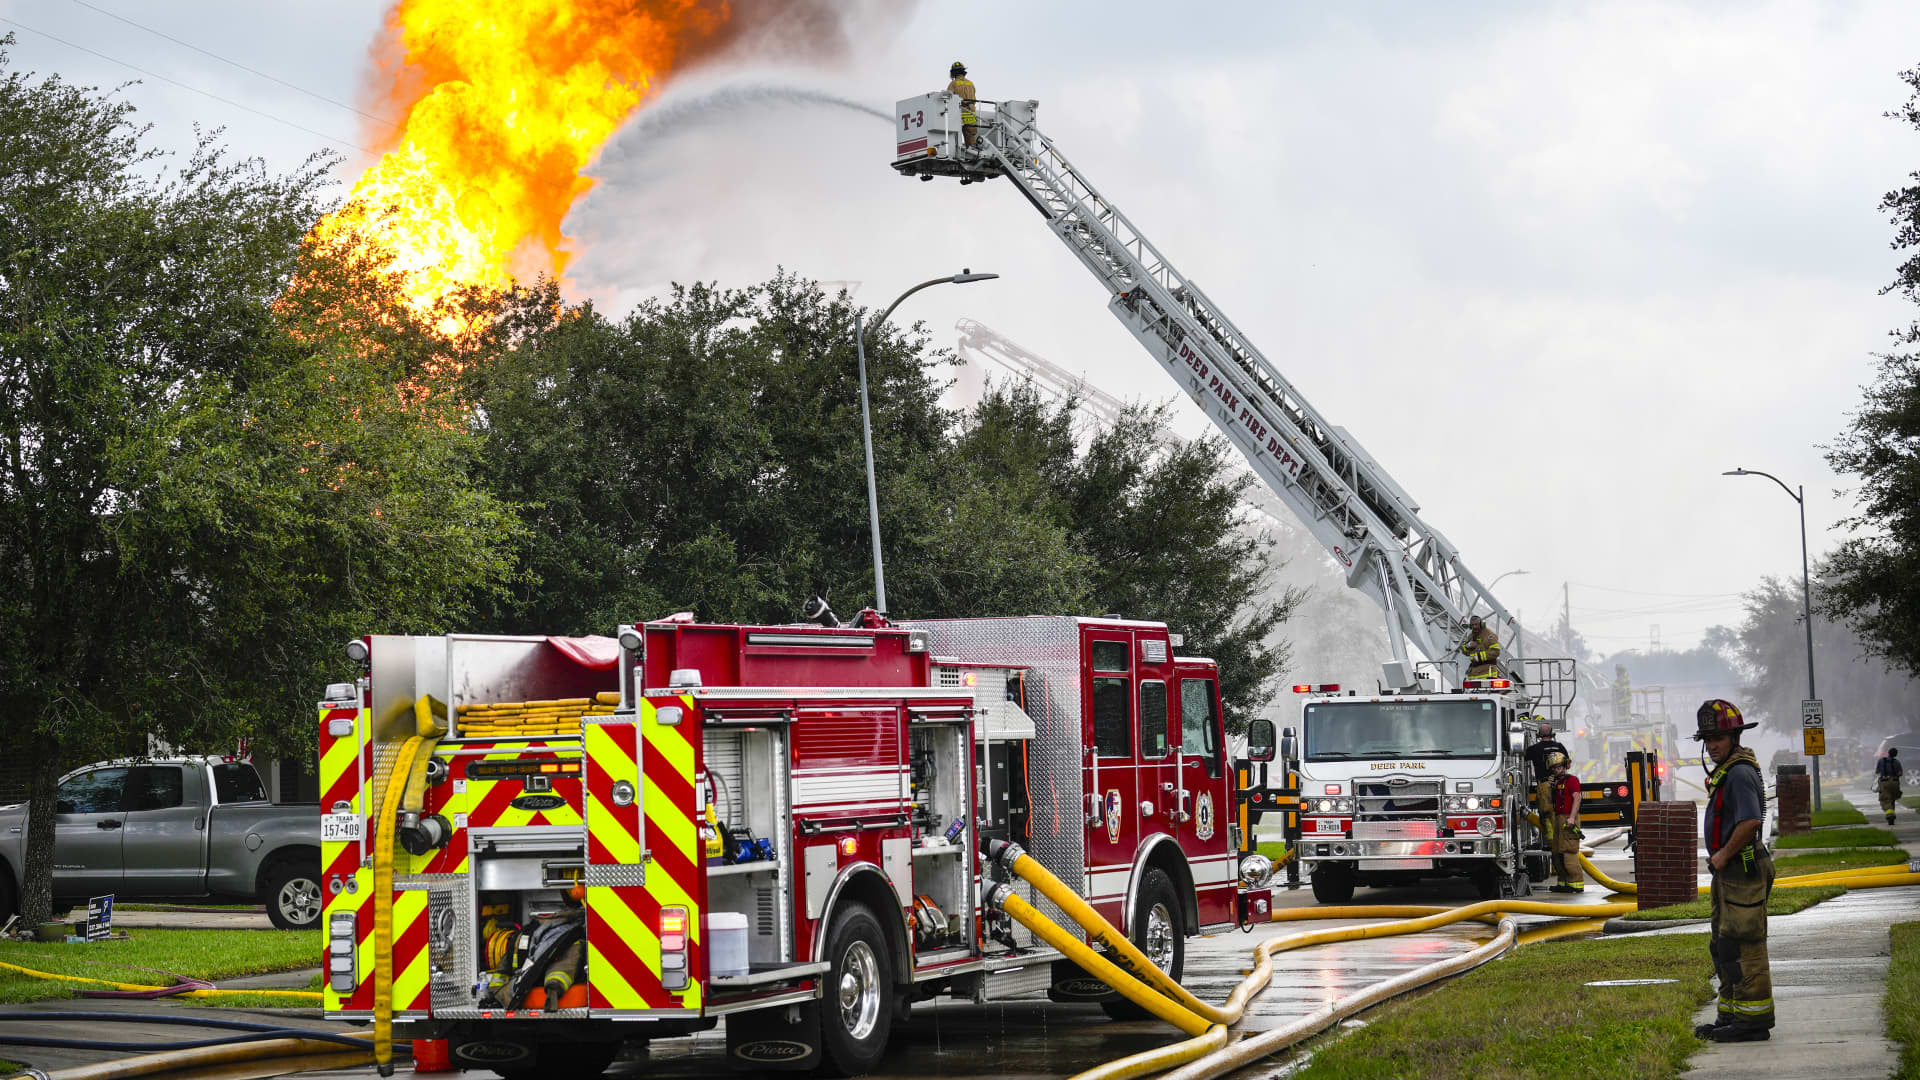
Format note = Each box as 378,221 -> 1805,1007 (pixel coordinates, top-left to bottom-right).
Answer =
855,269 -> 1000,615
1724,467 -> 1820,810
1485,569 -> 1529,660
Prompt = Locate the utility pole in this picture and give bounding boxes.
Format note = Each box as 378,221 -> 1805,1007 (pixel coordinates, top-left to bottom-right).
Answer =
1562,582 -> 1572,654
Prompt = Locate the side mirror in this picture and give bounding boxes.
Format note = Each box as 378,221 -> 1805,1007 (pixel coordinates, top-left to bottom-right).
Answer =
1280,726 -> 1297,764
1248,719 -> 1277,763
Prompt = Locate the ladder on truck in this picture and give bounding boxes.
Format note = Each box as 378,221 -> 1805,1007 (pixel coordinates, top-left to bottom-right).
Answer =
893,94 -> 1517,676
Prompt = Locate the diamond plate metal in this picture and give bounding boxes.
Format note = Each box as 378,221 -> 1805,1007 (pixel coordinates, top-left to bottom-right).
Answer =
424,877 -> 474,1013
906,616 -> 1084,931
585,863 -> 645,888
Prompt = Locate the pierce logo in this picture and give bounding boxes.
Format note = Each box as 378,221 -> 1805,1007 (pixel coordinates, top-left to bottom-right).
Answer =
453,1041 -> 531,1065
733,1040 -> 814,1063
510,793 -> 567,812
1056,977 -> 1113,998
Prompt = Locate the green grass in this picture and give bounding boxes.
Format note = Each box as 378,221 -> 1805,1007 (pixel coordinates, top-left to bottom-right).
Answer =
1905,797 -> 1920,813
1812,797 -> 1868,827
1892,922 -> 1920,1080
0,929 -> 320,1004
1774,848 -> 1910,879
1777,826 -> 1898,849
1620,884 -> 1846,921
1258,840 -> 1289,862
1287,933 -> 1711,1080
115,902 -> 262,912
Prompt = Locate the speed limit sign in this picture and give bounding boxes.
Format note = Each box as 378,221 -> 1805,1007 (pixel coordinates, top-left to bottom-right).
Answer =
1801,699 -> 1824,728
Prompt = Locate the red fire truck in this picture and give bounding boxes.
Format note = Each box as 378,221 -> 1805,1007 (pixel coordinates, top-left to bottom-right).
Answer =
320,612 -> 1277,1077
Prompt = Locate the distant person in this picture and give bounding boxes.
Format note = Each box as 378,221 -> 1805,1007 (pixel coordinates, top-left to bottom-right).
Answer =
1878,748 -> 1904,826
947,61 -> 979,152
1694,699 -> 1773,1042
1525,721 -> 1569,847
1545,752 -> 1584,893
1460,615 -> 1502,679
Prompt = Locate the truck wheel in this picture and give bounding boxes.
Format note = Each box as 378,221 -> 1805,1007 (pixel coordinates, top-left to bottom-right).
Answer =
1470,865 -> 1502,901
263,858 -> 323,931
1310,864 -> 1354,904
1101,868 -> 1185,1021
820,902 -> 893,1076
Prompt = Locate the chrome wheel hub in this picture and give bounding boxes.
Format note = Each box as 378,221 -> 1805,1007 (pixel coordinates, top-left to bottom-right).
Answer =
1144,902 -> 1175,972
280,878 -> 321,925
838,940 -> 881,1040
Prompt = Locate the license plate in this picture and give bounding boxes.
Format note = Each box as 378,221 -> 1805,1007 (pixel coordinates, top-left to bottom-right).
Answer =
321,813 -> 362,843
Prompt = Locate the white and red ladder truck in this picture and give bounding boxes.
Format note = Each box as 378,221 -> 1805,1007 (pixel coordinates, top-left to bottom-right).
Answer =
320,613 -> 1277,1076
891,91 -> 1655,900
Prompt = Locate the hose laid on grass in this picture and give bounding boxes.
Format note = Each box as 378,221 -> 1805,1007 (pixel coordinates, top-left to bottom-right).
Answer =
0,958 -> 317,1002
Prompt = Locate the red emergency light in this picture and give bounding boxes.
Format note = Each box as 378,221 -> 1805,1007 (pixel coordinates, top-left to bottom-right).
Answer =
1292,684 -> 1312,693
1291,683 -> 1341,693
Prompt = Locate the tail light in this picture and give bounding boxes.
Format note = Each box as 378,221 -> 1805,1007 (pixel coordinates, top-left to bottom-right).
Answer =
660,906 -> 690,990
328,912 -> 357,993
1617,785 -> 1628,798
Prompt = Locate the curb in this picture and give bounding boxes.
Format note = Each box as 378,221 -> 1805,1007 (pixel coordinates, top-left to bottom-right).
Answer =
1602,917 -> 1708,934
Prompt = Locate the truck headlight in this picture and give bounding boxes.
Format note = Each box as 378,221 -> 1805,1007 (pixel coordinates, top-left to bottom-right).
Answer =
1239,853 -> 1275,889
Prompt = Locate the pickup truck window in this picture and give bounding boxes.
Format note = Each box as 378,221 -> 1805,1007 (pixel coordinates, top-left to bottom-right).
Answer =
127,766 -> 184,812
212,763 -> 267,804
57,768 -> 127,814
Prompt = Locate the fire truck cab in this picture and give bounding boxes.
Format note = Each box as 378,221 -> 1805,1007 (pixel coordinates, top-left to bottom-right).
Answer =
320,614 -> 1273,1077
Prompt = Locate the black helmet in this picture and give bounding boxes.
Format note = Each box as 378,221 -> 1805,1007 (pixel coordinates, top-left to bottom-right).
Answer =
951,61 -> 967,77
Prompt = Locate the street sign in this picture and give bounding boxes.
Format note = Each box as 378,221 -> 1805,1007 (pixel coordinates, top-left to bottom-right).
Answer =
1803,728 -> 1826,756
1801,699 -> 1825,728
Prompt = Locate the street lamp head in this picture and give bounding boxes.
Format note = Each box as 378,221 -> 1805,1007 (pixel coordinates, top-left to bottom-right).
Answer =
1723,469 -> 1748,476
950,268 -> 1000,284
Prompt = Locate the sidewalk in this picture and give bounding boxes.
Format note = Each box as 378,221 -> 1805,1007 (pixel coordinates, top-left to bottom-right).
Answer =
1679,780 -> 1920,1079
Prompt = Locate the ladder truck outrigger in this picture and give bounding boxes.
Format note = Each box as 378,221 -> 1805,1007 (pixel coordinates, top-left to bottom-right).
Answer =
892,90 -> 1656,901
321,613 -> 1280,1077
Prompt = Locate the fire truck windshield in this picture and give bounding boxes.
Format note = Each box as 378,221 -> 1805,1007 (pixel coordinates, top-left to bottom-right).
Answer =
1303,699 -> 1498,761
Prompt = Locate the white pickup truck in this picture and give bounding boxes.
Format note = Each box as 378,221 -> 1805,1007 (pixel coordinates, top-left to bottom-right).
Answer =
0,757 -> 320,929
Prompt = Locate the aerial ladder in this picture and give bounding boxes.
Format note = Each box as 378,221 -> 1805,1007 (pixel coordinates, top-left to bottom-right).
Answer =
893,92 -> 1526,685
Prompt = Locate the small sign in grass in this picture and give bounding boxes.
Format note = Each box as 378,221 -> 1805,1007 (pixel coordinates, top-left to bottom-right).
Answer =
1621,884 -> 1846,922
1777,826 -> 1898,849
1287,934 -> 1712,1080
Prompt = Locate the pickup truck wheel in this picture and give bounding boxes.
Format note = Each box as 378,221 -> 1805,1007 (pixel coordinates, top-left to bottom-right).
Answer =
1101,868 -> 1185,1021
1310,863 -> 1355,904
263,859 -> 323,930
820,902 -> 894,1076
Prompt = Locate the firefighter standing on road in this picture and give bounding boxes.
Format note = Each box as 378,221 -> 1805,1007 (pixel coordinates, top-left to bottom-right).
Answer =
1526,721 -> 1570,847
947,61 -> 979,151
1878,747 -> 1904,825
1545,752 -> 1584,893
1461,615 -> 1501,678
1695,698 -> 1774,1042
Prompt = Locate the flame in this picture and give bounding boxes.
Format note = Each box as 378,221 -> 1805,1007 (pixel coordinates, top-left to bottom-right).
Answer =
314,0 -> 731,324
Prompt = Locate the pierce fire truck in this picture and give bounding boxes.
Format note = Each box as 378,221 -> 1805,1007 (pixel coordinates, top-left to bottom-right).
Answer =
320,613 -> 1278,1076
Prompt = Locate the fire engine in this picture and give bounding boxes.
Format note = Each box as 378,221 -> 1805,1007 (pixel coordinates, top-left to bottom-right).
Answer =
320,613 -> 1277,1076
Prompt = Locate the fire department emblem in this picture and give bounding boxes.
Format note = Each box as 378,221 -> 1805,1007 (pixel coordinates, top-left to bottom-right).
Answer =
1195,791 -> 1215,841
1104,789 -> 1123,843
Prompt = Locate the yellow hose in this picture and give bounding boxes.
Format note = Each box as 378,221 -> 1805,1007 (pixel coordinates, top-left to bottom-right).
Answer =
1068,1019 -> 1230,1080
1579,852 -> 1637,893
372,731 -> 427,1075
0,958 -> 320,1000
989,886 -> 1212,1036
37,1039 -> 376,1080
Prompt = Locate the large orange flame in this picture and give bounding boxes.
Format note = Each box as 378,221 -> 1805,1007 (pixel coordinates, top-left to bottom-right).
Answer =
315,0 -> 732,322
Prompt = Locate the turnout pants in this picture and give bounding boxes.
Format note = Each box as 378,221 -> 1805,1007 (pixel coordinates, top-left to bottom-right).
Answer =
1551,816 -> 1583,886
1535,781 -> 1556,844
1880,776 -> 1903,822
1708,845 -> 1774,1029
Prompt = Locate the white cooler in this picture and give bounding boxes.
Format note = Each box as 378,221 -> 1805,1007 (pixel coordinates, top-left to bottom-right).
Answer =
709,911 -> 750,978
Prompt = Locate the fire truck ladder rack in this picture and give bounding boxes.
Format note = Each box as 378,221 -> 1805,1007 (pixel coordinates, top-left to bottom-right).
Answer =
925,101 -> 1520,674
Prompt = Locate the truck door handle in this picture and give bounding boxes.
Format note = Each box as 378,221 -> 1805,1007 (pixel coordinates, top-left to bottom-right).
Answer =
96,820 -> 122,830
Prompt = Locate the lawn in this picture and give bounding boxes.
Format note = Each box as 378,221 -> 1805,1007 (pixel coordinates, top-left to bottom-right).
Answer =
1774,848 -> 1910,879
1905,797 -> 1920,813
1287,933 -> 1711,1080
1258,840 -> 1289,862
1812,797 -> 1867,827
1777,826 -> 1899,849
1892,922 -> 1919,1080
1621,884 -> 1846,922
0,929 -> 320,1005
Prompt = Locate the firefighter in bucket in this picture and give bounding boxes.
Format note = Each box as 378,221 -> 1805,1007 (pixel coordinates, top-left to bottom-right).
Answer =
1694,699 -> 1774,1042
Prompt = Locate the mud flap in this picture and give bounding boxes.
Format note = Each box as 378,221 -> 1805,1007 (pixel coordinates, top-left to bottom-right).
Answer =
726,1000 -> 822,1071
1048,959 -> 1115,1002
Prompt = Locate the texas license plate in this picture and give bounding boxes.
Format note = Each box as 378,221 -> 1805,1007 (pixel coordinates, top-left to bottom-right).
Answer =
321,813 -> 363,843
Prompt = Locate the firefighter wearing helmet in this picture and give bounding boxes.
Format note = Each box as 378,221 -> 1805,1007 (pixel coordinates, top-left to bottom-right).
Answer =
1524,720 -> 1570,850
947,61 -> 979,150
1460,615 -> 1501,678
1544,751 -> 1583,893
1694,699 -> 1774,1042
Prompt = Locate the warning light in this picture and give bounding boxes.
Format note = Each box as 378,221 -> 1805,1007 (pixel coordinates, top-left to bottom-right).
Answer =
1617,786 -> 1628,798
1324,784 -> 1342,795
1317,684 -> 1340,693
965,672 -> 978,687
1292,684 -> 1313,693
1488,679 -> 1511,689
838,836 -> 858,856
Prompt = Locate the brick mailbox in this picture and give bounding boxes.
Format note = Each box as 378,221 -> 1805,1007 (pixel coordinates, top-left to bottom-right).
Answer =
1633,801 -> 1701,911
1775,765 -> 1811,835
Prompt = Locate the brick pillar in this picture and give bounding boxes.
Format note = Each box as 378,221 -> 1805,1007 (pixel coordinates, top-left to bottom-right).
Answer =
1633,801 -> 1700,911
1776,765 -> 1811,835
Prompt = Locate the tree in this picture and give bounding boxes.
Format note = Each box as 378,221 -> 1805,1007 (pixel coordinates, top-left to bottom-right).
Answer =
0,43 -> 521,924
1734,575 -> 1920,740
1823,65 -> 1920,675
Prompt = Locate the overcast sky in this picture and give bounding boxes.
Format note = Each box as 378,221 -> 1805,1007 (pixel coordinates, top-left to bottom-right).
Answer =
6,0 -> 1918,656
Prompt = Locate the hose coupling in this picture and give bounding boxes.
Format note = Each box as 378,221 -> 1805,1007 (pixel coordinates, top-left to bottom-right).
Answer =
399,812 -> 453,857
424,757 -> 450,786
983,838 -> 1026,870
986,882 -> 1016,911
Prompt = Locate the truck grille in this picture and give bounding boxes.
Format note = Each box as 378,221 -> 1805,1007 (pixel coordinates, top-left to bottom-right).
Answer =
1355,780 -> 1441,821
